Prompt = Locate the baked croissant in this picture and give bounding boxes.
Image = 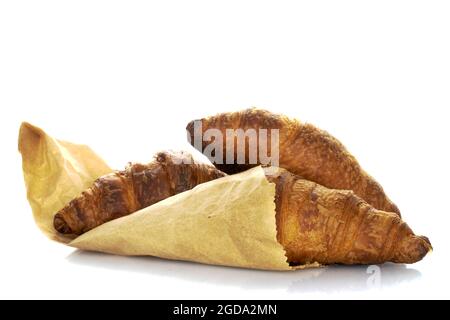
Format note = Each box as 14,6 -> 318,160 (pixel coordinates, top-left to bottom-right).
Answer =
266,167 -> 431,265
186,108 -> 400,215
53,151 -> 226,235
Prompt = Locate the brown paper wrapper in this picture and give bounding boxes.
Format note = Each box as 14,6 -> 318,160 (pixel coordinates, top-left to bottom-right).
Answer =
19,122 -> 318,271
19,122 -> 112,243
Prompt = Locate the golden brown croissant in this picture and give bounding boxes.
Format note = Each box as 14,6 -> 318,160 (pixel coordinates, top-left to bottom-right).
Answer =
266,167 -> 431,265
187,108 -> 400,215
53,151 -> 226,235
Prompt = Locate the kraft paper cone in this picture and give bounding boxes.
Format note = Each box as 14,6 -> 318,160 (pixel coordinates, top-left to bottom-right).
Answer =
19,122 -> 112,243
18,122 -> 312,270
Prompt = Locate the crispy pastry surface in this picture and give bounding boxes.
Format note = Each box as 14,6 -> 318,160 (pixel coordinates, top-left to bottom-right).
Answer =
53,151 -> 226,235
266,167 -> 431,265
187,108 -> 400,214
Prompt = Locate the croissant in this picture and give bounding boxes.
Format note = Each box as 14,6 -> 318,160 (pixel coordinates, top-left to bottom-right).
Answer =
266,167 -> 431,265
53,151 -> 226,235
186,108 -> 400,215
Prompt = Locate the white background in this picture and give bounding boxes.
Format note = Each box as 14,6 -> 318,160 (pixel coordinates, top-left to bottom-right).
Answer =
0,1 -> 449,299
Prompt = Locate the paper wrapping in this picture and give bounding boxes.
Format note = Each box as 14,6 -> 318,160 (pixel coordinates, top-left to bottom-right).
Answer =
19,122 -> 112,243
18,122 -> 303,270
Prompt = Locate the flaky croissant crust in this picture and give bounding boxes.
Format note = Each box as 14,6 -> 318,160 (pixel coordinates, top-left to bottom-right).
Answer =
187,108 -> 400,215
266,167 -> 431,265
53,151 -> 226,235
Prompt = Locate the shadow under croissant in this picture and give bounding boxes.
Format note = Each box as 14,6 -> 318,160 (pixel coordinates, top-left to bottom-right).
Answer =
66,250 -> 421,292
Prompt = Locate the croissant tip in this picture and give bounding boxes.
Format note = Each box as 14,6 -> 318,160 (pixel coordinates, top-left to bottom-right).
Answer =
53,213 -> 73,235
416,235 -> 433,261
419,235 -> 433,253
394,234 -> 432,264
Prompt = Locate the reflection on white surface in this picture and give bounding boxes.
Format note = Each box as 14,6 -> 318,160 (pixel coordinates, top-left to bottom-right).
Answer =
67,250 -> 421,293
